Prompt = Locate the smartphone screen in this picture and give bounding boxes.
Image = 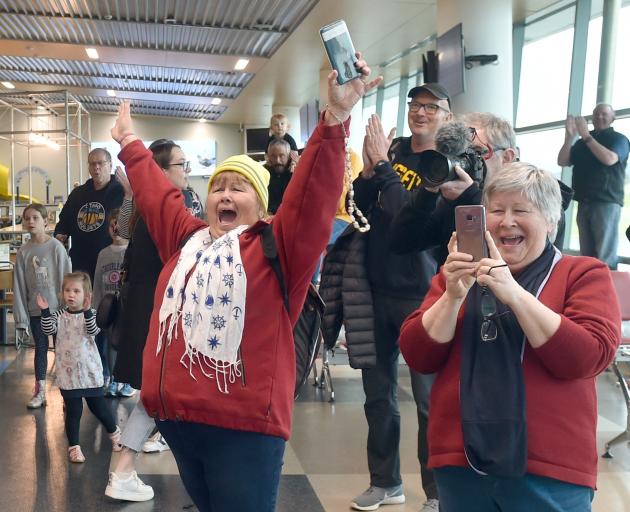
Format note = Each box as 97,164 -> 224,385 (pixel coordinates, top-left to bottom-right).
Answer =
320,20 -> 361,85
455,205 -> 487,261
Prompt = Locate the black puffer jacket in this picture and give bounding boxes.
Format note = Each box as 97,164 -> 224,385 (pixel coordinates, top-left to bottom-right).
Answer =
319,227 -> 376,369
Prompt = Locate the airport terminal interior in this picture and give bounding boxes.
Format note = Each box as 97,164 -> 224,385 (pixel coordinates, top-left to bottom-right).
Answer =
1,0 -> 630,511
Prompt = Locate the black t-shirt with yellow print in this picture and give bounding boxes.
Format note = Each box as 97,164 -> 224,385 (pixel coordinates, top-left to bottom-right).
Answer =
351,136 -> 439,300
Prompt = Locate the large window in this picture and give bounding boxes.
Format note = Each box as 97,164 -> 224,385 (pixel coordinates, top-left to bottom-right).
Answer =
362,92 -> 376,124
380,82 -> 400,134
516,6 -> 576,128
516,128 -> 566,179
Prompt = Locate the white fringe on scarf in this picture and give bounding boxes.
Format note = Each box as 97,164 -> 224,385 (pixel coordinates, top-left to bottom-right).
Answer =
158,226 -> 248,393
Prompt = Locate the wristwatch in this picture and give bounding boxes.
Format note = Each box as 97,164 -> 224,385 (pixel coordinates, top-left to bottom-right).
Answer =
374,159 -> 389,169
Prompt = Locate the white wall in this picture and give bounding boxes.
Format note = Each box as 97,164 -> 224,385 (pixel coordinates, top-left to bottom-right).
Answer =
0,113 -> 244,207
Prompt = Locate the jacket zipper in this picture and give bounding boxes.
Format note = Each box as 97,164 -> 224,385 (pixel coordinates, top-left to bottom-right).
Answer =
238,347 -> 246,387
158,334 -> 171,418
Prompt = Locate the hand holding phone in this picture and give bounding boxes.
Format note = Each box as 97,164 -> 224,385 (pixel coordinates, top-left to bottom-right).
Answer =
455,205 -> 487,261
320,20 -> 361,85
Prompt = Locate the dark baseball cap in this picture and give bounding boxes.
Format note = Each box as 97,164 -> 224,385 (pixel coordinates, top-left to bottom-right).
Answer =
407,83 -> 451,109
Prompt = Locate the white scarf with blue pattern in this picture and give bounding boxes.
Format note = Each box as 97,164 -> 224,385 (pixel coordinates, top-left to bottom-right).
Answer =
158,226 -> 248,393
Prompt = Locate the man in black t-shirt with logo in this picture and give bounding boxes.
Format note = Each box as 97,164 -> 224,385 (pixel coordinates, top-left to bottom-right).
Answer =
55,148 -> 124,281
349,83 -> 451,512
558,104 -> 630,269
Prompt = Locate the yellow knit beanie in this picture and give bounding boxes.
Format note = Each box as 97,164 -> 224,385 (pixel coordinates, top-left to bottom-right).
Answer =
208,155 -> 270,211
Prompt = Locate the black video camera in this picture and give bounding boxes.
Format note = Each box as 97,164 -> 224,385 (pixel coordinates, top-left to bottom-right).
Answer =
413,121 -> 487,188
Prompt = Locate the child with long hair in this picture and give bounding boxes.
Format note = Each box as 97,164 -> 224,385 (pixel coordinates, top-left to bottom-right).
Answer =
37,271 -> 122,463
13,203 -> 71,408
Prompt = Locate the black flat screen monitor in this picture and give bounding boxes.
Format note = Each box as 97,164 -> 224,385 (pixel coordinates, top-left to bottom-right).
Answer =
246,127 -> 270,153
437,23 -> 465,97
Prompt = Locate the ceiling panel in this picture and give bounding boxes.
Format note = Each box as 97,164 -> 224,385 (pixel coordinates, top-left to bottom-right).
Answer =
0,0 -> 318,120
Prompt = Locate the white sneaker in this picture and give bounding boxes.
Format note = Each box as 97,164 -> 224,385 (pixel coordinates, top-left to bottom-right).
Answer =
421,498 -> 439,512
105,471 -> 154,502
142,432 -> 170,453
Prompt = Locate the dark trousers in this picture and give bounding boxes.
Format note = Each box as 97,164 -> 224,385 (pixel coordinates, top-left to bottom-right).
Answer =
30,316 -> 50,381
63,395 -> 117,446
434,466 -> 594,512
157,420 -> 285,512
361,292 -> 437,499
95,331 -> 110,380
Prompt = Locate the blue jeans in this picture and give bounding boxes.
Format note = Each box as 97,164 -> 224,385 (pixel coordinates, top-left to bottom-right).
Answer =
434,466 -> 594,512
157,420 -> 285,512
576,200 -> 621,269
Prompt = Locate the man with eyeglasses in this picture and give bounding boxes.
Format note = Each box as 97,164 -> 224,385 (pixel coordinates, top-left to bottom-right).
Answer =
557,104 -> 630,269
390,113 -> 574,261
342,83 -> 452,512
55,148 -> 124,281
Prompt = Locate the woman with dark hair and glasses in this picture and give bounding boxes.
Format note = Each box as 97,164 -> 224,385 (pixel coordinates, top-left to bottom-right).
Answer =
104,138 -> 204,502
399,162 -> 620,511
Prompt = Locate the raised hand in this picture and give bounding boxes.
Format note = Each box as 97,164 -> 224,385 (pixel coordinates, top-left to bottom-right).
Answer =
565,115 -> 577,138
443,232 -> 478,301
574,116 -> 590,139
36,293 -> 49,310
325,52 -> 383,124
476,231 -> 521,307
111,101 -> 137,144
439,165 -> 473,201
115,166 -> 133,198
364,114 -> 395,164
83,292 -> 92,311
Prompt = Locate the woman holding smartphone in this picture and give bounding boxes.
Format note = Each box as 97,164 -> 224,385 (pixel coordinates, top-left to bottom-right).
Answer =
399,162 -> 620,511
109,54 -> 381,512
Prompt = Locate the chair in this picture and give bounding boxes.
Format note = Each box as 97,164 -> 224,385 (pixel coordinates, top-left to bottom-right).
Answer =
602,270 -> 630,458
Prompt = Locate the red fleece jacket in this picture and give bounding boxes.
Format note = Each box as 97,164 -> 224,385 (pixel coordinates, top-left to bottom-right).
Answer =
399,256 -> 620,489
119,118 -> 345,440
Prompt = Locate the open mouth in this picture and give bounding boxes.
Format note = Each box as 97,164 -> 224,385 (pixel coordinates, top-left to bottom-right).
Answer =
501,236 -> 524,246
218,208 -> 237,225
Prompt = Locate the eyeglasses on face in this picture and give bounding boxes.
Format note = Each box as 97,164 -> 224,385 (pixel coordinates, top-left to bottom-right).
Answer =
407,101 -> 450,115
466,127 -> 509,161
166,161 -> 191,172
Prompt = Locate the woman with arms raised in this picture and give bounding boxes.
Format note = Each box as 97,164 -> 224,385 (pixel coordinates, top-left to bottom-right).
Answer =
400,162 -> 620,512
109,55 -> 381,512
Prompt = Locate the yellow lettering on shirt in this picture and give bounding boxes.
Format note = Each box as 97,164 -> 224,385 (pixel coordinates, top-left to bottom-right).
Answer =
393,162 -> 422,191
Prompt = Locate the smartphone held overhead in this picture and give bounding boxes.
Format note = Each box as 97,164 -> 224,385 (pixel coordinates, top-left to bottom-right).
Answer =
320,20 -> 361,85
455,205 -> 488,261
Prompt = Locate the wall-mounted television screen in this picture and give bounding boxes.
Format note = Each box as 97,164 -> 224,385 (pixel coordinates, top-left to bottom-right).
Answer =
246,128 -> 270,153
437,23 -> 465,97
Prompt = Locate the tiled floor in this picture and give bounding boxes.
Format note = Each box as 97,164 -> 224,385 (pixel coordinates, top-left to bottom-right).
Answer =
1,346 -> 629,511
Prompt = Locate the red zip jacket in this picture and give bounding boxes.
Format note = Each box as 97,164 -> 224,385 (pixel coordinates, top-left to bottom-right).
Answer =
399,256 -> 620,489
119,118 -> 346,440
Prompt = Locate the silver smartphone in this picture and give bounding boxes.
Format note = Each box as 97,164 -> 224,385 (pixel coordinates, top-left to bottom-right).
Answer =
319,20 -> 361,85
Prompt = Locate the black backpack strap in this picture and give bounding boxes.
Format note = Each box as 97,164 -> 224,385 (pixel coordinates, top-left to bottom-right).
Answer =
260,224 -> 290,314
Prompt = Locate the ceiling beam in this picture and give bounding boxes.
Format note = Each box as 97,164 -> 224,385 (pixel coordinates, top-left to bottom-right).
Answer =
0,10 -> 287,36
0,40 -> 267,74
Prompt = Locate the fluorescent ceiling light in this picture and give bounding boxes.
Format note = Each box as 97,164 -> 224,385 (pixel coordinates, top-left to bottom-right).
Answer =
1,81 -> 15,89
106,90 -> 116,97
211,98 -> 221,105
199,118 -> 207,123
234,59 -> 249,70
85,47 -> 99,59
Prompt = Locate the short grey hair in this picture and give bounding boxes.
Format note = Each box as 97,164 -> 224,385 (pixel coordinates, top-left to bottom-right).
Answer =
266,138 -> 290,154
458,112 -> 516,151
482,162 -> 562,242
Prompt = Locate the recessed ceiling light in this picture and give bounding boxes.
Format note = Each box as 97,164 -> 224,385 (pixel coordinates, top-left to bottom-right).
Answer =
106,90 -> 116,97
1,81 -> 15,89
211,98 -> 222,105
85,47 -> 99,59
199,118 -> 207,123
234,59 -> 249,71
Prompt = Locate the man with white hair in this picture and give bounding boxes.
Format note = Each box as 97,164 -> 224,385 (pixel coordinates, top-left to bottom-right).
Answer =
557,104 -> 629,269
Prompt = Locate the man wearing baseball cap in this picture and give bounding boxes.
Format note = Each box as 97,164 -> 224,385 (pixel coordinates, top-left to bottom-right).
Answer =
338,83 -> 451,511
